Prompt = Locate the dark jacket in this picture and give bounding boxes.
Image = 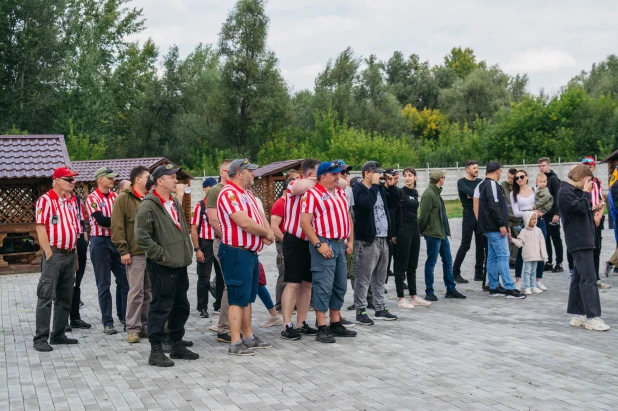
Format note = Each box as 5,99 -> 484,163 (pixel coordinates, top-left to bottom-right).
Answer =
111,187 -> 144,256
545,170 -> 561,216
557,183 -> 596,252
135,193 -> 193,268
353,183 -> 397,242
394,186 -> 419,238
418,184 -> 450,239
477,178 -> 509,234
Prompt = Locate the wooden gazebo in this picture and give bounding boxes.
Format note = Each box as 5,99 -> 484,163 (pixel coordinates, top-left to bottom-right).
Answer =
252,159 -> 303,218
0,135 -> 71,273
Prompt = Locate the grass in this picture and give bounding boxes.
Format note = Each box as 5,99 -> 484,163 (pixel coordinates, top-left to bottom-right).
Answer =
444,199 -> 463,219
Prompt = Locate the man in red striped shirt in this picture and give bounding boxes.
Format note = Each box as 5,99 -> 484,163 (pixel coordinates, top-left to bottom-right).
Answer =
280,159 -> 321,341
300,161 -> 356,343
217,158 -> 275,356
87,167 -> 129,335
191,177 -> 222,319
33,167 -> 81,352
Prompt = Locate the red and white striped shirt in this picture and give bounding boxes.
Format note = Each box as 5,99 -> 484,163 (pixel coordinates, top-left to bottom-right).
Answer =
67,194 -> 85,235
284,179 -> 308,240
36,189 -> 79,249
301,184 -> 350,240
591,177 -> 603,216
217,181 -> 265,252
191,201 -> 214,240
153,190 -> 181,230
86,188 -> 117,237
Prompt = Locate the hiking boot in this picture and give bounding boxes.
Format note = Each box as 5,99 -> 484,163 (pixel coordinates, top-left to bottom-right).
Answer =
356,311 -> 374,326
330,322 -> 357,337
552,264 -> 564,273
316,326 -> 336,343
162,340 -> 171,353
103,325 -> 118,335
453,274 -> 469,284
139,328 -> 148,339
281,324 -> 302,340
297,321 -> 318,335
228,342 -> 255,356
181,340 -> 193,347
50,335 -> 78,345
33,340 -> 53,352
217,333 -> 231,343
127,333 -> 140,343
149,342 -> 174,367
243,335 -> 272,349
374,309 -> 397,321
70,319 -> 91,329
199,309 -> 209,318
570,315 -> 587,327
170,341 -> 199,360
585,317 -> 610,331
424,294 -> 438,302
505,289 -> 526,299
445,290 -> 467,299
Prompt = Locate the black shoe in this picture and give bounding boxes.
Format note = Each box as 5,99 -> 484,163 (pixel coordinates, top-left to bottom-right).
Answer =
488,287 -> 506,297
70,319 -> 92,329
374,309 -> 398,321
199,309 -> 209,318
544,263 -> 553,272
297,321 -> 318,335
340,318 -> 355,328
162,340 -> 171,353
217,333 -> 231,343
79,300 -> 84,307
552,263 -> 564,273
316,326 -> 336,343
182,340 -> 193,347
65,323 -> 72,332
505,289 -> 526,299
356,311 -> 375,326
482,285 -> 490,291
445,290 -> 467,299
347,304 -> 356,311
453,275 -> 469,284
281,324 -> 302,340
170,341 -> 199,360
50,335 -> 79,345
330,322 -> 357,337
425,294 -> 438,302
33,340 -> 53,352
149,342 -> 174,367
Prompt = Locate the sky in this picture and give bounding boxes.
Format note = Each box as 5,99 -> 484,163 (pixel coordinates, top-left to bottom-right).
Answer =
130,0 -> 618,95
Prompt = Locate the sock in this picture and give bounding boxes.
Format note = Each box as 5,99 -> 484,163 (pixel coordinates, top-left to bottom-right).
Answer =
286,322 -> 294,329
329,321 -> 341,328
230,340 -> 243,347
242,335 -> 255,344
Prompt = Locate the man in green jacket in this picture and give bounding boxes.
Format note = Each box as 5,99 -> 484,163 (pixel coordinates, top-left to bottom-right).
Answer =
418,169 -> 466,302
111,165 -> 152,344
135,164 -> 199,367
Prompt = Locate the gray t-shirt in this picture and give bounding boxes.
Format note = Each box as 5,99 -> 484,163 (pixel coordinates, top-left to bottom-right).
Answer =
346,186 -> 354,207
373,193 -> 388,237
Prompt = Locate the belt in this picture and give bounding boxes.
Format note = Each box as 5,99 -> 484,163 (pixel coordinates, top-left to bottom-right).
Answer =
226,244 -> 258,255
51,247 -> 76,255
325,238 -> 346,243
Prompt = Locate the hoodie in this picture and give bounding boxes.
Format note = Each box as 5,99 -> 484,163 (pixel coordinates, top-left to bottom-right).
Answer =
511,211 -> 548,262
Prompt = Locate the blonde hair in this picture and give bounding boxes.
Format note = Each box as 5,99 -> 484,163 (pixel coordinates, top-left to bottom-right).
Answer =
536,173 -> 547,183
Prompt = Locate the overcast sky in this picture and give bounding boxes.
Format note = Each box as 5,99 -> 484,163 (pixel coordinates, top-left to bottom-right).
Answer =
131,0 -> 618,95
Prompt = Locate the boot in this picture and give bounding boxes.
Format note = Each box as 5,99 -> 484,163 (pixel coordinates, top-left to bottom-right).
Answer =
170,341 -> 199,360
148,342 -> 174,367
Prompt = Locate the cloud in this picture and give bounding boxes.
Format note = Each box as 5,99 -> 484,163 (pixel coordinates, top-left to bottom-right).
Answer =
503,49 -> 577,74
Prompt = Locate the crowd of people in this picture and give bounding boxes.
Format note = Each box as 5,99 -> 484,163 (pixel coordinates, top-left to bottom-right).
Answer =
31,155 -> 613,365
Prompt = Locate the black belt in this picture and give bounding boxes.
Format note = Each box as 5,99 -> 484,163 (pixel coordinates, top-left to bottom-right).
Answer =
51,247 -> 76,255
226,244 -> 258,255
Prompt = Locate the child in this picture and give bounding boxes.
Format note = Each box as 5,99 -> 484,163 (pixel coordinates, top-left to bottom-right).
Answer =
534,174 -> 554,214
511,211 -> 548,295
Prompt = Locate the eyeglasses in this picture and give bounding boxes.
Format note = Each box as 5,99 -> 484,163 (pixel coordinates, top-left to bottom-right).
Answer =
515,175 -> 526,180
232,158 -> 250,174
60,177 -> 75,183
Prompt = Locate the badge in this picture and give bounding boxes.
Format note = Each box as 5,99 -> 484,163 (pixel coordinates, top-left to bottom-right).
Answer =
91,202 -> 98,210
36,207 -> 42,215
52,215 -> 58,224
228,193 -> 237,202
99,202 -> 106,209
321,194 -> 330,201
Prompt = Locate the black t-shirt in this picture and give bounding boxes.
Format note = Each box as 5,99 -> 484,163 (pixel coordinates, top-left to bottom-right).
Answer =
457,177 -> 482,208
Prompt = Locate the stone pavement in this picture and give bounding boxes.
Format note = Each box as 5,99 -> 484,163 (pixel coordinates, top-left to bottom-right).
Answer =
1,219 -> 618,411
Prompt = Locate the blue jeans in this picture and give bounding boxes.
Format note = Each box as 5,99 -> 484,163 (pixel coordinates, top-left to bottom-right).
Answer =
309,236 -> 347,313
485,232 -> 516,290
424,236 -> 457,295
90,236 -> 129,326
523,261 -> 539,289
515,217 -> 546,279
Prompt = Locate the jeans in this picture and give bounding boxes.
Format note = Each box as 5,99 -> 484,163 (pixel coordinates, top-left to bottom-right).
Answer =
453,208 -> 485,278
257,285 -> 275,311
522,261 -> 539,289
567,249 -> 601,318
423,236 -> 457,295
515,217 -> 546,279
485,232 -> 516,290
90,236 -> 129,326
310,237 -> 347,313
70,235 -> 88,321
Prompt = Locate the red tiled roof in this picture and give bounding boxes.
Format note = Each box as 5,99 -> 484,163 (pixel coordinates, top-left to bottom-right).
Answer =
0,135 -> 72,179
72,157 -> 167,182
253,159 -> 303,178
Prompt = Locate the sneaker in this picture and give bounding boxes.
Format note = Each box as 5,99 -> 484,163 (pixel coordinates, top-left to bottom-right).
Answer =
229,342 -> 256,356
552,263 -> 564,273
544,263 -> 553,272
33,340 -> 53,352
208,324 -> 218,333
505,289 -> 526,299
453,274 -> 469,284
488,288 -> 506,297
212,307 -> 220,315
243,335 -> 272,349
297,321 -> 318,335
199,309 -> 209,318
604,261 -> 613,278
340,318 -> 355,328
373,309 -> 397,321
445,290 -> 467,299
139,328 -> 148,338
514,280 -> 522,291
50,335 -> 79,345
585,317 -> 610,331
397,298 -> 415,309
79,300 -> 84,307
482,285 -> 490,291
281,324 -> 302,340
103,325 -> 118,335
536,281 -> 548,291
424,294 -> 438,302
347,304 -> 356,311
410,296 -> 431,306
70,319 -> 91,329
531,287 -> 543,294
260,315 -> 282,328
570,315 -> 587,327
330,322 -> 357,337
524,288 -> 532,295
356,311 -> 375,326
127,333 -> 140,343
217,333 -> 231,343
316,326 -> 336,343
597,280 -> 612,289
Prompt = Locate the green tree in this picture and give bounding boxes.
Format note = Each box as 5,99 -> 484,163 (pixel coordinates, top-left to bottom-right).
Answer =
443,47 -> 484,79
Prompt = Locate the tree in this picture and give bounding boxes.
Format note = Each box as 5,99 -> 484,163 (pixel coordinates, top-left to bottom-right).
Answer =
443,47 -> 484,79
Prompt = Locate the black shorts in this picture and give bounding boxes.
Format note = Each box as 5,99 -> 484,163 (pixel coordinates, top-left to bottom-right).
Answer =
283,233 -> 312,283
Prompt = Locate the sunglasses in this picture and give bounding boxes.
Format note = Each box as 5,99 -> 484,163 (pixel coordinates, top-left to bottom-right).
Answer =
582,158 -> 595,164
339,170 -> 349,175
60,177 -> 75,183
232,158 -> 250,174
515,175 -> 526,180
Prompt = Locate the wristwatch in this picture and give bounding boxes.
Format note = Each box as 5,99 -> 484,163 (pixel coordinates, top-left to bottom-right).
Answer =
193,247 -> 200,252
314,242 -> 322,249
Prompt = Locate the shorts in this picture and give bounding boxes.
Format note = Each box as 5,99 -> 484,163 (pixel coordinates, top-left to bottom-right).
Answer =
283,233 -> 312,283
217,243 -> 259,307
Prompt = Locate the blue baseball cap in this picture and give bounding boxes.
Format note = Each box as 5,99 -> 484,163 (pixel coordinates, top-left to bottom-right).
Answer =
202,177 -> 217,188
317,161 -> 344,177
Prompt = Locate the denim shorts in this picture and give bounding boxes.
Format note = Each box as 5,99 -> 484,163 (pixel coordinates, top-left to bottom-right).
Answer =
218,243 -> 259,307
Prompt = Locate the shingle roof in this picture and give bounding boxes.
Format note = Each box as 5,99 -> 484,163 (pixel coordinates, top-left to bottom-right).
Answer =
253,159 -> 303,178
72,157 -> 167,182
0,135 -> 72,179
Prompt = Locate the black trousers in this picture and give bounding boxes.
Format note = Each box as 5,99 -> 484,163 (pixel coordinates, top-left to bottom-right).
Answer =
196,238 -> 222,311
146,259 -> 190,343
453,208 -> 485,277
70,235 -> 88,321
567,249 -> 601,318
394,222 -> 421,298
544,215 -> 563,265
593,216 -> 604,281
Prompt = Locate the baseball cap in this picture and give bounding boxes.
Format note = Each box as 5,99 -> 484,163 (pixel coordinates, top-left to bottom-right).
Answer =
202,177 -> 217,188
361,161 -> 384,174
350,176 -> 362,186
52,167 -> 79,179
384,168 -> 399,175
151,163 -> 181,181
317,161 -> 344,177
228,158 -> 258,176
582,156 -> 596,165
94,167 -> 118,179
429,169 -> 445,183
486,161 -> 502,173
336,159 -> 352,171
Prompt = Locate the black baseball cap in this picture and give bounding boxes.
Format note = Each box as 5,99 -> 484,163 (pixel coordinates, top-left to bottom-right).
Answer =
383,168 -> 399,175
361,161 -> 384,174
486,161 -> 502,173
152,163 -> 181,181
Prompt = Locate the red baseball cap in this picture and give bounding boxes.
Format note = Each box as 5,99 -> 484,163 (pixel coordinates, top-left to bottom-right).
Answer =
582,156 -> 596,165
52,167 -> 79,179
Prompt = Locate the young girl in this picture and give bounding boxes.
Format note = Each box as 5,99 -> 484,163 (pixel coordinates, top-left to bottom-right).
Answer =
511,211 -> 548,295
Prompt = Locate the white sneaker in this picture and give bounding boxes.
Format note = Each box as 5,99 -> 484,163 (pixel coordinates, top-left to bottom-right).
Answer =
585,317 -> 610,331
515,281 -> 522,291
597,280 -> 612,289
524,288 -> 532,295
397,298 -> 415,310
532,287 -> 543,294
536,281 -> 548,291
260,315 -> 283,328
570,315 -> 587,327
410,296 -> 431,306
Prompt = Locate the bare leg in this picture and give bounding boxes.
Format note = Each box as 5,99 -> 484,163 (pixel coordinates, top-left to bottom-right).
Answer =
281,282 -> 300,326
228,305 -> 243,343
241,303 -> 253,340
330,308 -> 341,324
316,310 -> 327,327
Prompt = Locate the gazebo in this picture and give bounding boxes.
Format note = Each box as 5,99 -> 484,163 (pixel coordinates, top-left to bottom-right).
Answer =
252,159 -> 303,217
0,135 -> 72,273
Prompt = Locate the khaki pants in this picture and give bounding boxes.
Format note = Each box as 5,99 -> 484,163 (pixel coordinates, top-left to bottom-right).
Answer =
214,238 -> 230,334
125,255 -> 152,333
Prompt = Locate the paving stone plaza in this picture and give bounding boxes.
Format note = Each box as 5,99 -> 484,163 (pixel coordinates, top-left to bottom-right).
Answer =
1,219 -> 617,410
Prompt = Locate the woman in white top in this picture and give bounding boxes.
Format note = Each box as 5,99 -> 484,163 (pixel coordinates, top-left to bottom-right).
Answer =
510,170 -> 548,291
